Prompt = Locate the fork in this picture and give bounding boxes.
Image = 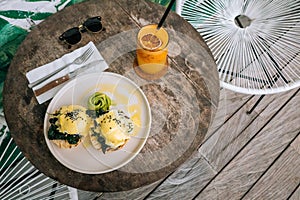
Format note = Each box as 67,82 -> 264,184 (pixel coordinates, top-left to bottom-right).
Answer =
28,47 -> 94,88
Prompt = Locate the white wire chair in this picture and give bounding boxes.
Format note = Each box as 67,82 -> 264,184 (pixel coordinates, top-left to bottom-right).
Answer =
0,120 -> 76,200
176,0 -> 300,94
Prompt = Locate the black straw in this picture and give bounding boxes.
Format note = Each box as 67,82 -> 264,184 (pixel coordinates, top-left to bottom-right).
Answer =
157,0 -> 176,30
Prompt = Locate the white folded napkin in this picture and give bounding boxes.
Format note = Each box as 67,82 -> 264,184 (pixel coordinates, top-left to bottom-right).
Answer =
26,41 -> 108,104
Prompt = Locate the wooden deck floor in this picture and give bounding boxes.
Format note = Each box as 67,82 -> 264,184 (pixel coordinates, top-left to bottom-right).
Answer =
79,87 -> 300,200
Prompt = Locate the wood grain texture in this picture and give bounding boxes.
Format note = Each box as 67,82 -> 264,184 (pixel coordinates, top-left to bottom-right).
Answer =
289,186 -> 300,200
200,87 -> 299,172
204,88 -> 253,140
242,135 -> 300,200
291,134 -> 300,154
97,181 -> 160,200
146,152 -> 216,199
195,89 -> 300,200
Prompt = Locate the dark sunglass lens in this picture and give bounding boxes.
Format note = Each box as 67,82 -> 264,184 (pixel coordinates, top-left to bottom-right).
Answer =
83,16 -> 103,32
59,27 -> 81,45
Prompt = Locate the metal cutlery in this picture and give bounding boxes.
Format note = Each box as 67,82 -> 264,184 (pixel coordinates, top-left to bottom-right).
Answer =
33,60 -> 103,96
28,47 -> 94,88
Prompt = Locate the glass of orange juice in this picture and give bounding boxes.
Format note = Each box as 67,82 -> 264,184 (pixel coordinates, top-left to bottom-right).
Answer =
134,24 -> 169,80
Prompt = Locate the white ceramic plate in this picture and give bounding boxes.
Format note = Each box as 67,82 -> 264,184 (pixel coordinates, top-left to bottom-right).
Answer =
44,72 -> 151,174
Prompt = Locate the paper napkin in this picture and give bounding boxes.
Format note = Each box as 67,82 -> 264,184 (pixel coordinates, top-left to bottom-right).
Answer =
26,41 -> 108,104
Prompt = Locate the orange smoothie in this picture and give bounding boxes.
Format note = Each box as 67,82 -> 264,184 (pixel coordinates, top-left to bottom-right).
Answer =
136,24 -> 169,75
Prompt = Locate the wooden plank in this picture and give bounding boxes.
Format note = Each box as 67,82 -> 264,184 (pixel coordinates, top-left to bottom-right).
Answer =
289,186 -> 300,200
289,136 -> 300,200
145,152 -> 216,199
130,89 -> 297,199
242,135 -> 300,200
204,88 -> 253,140
291,134 -> 300,154
195,89 -> 300,199
200,87 -> 299,172
98,181 -> 160,200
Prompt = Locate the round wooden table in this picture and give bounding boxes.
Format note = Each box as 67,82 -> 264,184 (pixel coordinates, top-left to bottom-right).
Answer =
3,0 -> 219,192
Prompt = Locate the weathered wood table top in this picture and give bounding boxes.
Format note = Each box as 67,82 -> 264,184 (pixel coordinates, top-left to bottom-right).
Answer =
3,0 -> 219,192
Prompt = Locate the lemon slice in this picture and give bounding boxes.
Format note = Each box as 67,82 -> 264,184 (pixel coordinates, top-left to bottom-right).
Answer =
140,33 -> 162,50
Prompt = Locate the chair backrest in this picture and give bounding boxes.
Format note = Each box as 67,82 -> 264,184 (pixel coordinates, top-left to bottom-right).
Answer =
176,0 -> 300,94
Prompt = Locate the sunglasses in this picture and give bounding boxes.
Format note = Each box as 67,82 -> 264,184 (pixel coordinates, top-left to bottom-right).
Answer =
59,16 -> 104,46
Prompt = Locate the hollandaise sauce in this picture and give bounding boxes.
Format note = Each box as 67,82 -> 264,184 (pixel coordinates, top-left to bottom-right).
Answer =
48,105 -> 90,146
83,83 -> 143,136
89,110 -> 134,153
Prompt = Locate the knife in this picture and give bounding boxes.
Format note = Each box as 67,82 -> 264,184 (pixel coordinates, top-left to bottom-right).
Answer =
33,60 -> 103,96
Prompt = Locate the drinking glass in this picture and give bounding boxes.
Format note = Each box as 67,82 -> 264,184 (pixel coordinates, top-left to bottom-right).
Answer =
134,24 -> 169,80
